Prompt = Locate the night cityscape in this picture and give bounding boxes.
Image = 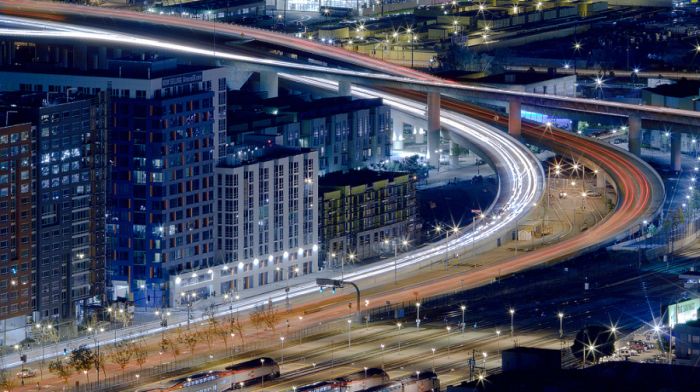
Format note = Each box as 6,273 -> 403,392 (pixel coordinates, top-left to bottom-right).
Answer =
0,0 -> 700,390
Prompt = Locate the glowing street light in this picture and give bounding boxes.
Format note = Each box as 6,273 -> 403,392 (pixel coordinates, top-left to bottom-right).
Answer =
509,308 -> 515,338
558,312 -> 564,338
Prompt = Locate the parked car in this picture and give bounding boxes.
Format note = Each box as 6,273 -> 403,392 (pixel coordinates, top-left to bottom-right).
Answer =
17,368 -> 36,378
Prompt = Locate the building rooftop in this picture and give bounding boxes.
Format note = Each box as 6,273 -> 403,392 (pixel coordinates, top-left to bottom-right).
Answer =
320,169 -> 409,188
0,91 -> 98,126
645,79 -> 700,98
454,361 -> 700,392
0,56 -> 215,80
438,69 -> 567,85
228,93 -> 385,120
157,0 -> 263,12
217,143 -> 312,168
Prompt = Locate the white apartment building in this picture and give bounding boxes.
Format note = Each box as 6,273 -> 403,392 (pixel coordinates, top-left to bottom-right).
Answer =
170,145 -> 319,302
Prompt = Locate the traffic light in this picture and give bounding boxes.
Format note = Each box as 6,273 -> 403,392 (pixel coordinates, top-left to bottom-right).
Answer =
20,354 -> 26,363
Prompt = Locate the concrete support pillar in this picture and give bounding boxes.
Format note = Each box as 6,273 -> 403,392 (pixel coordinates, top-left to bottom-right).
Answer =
61,48 -> 69,68
595,168 -> 606,189
628,114 -> 642,157
3,41 -> 14,66
91,54 -> 99,70
508,98 -> 521,137
36,44 -> 51,63
112,48 -> 122,59
449,140 -> 459,166
53,46 -> 61,64
72,44 -> 88,71
671,132 -> 682,172
98,46 -> 108,70
259,71 -> 279,99
392,122 -> 404,150
338,80 -> 352,96
426,91 -> 441,168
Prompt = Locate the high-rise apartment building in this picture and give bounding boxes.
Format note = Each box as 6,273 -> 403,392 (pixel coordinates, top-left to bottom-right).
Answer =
0,57 -> 229,308
0,91 -> 108,327
0,121 -> 33,345
172,144 -> 318,303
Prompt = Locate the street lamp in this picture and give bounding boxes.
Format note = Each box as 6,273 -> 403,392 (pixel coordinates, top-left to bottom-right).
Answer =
347,319 -> 352,348
180,292 -> 197,329
260,358 -> 266,389
558,312 -> 564,339
416,302 -> 421,330
583,344 -> 596,368
380,343 -> 385,369
472,213 -> 485,250
496,330 -> 501,354
298,316 -> 304,345
446,326 -> 452,358
280,336 -> 285,365
397,322 -> 403,351
431,347 -> 436,371
509,308 -> 515,338
460,305 -> 467,332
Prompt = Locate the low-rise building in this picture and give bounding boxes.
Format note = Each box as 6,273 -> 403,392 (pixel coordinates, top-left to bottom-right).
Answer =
319,169 -> 418,266
446,70 -> 577,97
227,94 -> 392,175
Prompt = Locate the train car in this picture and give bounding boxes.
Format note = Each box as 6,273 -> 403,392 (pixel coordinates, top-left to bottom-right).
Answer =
295,380 -> 338,392
226,357 -> 280,388
400,371 -> 440,392
362,371 -> 440,392
295,368 -> 389,392
339,368 -> 390,392
141,370 -> 232,392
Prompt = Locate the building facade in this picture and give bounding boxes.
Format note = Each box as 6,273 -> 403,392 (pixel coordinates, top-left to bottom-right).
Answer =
0,122 -> 33,345
171,144 -> 318,304
319,169 -> 417,266
227,95 -> 392,175
0,91 -> 108,326
0,58 -> 229,308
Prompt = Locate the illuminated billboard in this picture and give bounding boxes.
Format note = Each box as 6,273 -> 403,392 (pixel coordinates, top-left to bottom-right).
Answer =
668,298 -> 700,327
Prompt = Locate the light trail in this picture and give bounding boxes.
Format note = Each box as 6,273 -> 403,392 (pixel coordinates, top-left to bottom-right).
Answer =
0,22 -> 543,370
1,1 -> 700,125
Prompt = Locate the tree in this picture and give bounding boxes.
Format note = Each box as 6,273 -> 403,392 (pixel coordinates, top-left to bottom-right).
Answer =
108,343 -> 133,374
160,336 -> 180,360
94,349 -> 107,380
48,358 -> 73,384
261,305 -> 281,331
69,345 -> 95,383
131,341 -> 148,370
179,330 -> 200,354
0,370 -> 17,391
230,317 -> 245,345
203,310 -> 219,349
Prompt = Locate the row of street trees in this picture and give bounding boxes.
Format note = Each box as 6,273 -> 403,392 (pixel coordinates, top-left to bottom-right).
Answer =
2,301 -> 286,390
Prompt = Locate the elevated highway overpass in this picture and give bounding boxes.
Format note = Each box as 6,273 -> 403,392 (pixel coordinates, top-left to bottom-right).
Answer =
1,0 -> 700,168
0,2 -> 666,373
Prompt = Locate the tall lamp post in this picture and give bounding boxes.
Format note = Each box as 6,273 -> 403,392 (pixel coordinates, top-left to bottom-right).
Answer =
384,238 -> 408,284
416,302 -> 421,330
155,309 -> 171,340
446,326 -> 452,358
87,326 -> 105,386
558,312 -> 564,339
460,305 -> 467,333
180,292 -> 197,329
397,322 -> 403,352
509,308 -> 515,338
